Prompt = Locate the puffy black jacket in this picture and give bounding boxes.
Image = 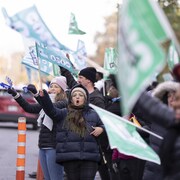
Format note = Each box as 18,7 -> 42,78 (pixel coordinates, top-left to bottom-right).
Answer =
15,95 -> 67,148
133,92 -> 180,180
37,85 -> 105,163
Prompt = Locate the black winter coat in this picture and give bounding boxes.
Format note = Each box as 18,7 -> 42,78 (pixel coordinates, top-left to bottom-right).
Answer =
133,96 -> 166,180
15,95 -> 67,148
37,87 -> 105,164
133,92 -> 180,180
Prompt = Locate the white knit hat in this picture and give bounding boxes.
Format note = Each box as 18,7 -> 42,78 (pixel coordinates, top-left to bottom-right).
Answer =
71,87 -> 87,99
50,76 -> 67,91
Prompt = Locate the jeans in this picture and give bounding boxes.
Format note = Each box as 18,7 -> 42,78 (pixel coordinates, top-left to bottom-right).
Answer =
39,148 -> 64,180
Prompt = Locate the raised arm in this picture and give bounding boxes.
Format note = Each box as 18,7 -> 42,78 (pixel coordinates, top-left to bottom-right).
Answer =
59,66 -> 77,88
7,87 -> 41,114
36,89 -> 67,121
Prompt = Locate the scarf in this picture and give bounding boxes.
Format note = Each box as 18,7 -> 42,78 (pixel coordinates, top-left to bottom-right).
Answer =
37,110 -> 53,131
63,104 -> 87,137
37,94 -> 56,131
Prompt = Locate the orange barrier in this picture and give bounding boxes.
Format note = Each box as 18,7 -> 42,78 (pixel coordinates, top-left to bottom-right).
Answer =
16,117 -> 26,180
36,159 -> 44,180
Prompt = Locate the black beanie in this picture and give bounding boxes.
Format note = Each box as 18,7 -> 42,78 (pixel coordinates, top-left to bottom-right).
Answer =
79,67 -> 97,83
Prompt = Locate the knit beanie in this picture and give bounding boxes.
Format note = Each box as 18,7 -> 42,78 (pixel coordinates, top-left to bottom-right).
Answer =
50,76 -> 67,91
71,87 -> 87,100
79,67 -> 97,83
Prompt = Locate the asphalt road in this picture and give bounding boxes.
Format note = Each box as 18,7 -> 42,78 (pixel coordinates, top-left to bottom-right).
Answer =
0,122 -> 101,180
0,122 -> 39,179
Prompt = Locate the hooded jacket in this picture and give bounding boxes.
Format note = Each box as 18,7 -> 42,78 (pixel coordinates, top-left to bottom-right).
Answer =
133,90 -> 180,180
152,81 -> 179,101
141,81 -> 179,180
37,84 -> 105,163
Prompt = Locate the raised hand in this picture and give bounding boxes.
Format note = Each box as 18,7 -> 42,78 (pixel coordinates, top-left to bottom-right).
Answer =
7,87 -> 17,97
27,84 -> 37,94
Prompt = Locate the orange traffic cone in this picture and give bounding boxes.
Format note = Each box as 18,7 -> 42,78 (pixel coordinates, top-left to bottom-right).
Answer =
36,159 -> 44,180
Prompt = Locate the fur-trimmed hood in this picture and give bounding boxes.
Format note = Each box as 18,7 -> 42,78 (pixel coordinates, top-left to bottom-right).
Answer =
152,81 -> 179,100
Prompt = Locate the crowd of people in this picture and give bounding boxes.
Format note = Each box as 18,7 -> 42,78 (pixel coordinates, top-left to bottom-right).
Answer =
6,63 -> 180,180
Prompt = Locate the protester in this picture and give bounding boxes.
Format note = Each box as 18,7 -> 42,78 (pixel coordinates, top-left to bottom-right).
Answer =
7,76 -> 68,180
105,74 -> 121,114
135,81 -> 179,180
35,84 -> 104,180
60,65 -> 109,179
100,74 -> 121,180
132,80 -> 180,180
103,75 -> 146,180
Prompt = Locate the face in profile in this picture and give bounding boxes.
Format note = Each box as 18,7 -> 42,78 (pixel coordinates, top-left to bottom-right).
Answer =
77,75 -> 90,87
167,91 -> 176,108
171,88 -> 180,120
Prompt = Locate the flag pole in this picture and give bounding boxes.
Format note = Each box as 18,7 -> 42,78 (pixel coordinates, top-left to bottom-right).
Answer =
35,42 -> 42,90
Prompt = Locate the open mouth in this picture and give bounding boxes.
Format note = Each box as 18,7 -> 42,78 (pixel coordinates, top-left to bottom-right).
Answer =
76,100 -> 79,104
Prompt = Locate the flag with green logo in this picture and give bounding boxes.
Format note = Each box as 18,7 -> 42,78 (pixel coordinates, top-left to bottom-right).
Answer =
2,6 -> 72,52
21,51 -> 60,76
167,42 -> 180,71
117,0 -> 178,115
103,48 -> 118,79
68,13 -> 86,35
22,46 -> 60,77
90,104 -> 160,164
35,43 -> 76,73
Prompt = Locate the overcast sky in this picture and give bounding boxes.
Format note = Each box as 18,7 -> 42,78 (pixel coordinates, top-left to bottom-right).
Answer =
0,0 -> 119,56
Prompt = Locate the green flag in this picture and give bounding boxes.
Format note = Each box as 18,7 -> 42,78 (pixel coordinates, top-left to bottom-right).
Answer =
117,0 -> 178,115
2,6 -> 72,52
103,48 -> 118,79
90,104 -> 160,164
22,50 -> 60,77
68,13 -> 86,35
35,43 -> 76,73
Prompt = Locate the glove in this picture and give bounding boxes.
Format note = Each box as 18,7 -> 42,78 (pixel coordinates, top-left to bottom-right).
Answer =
27,84 -> 37,94
7,87 -> 17,97
59,66 -> 67,75
38,89 -> 54,113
